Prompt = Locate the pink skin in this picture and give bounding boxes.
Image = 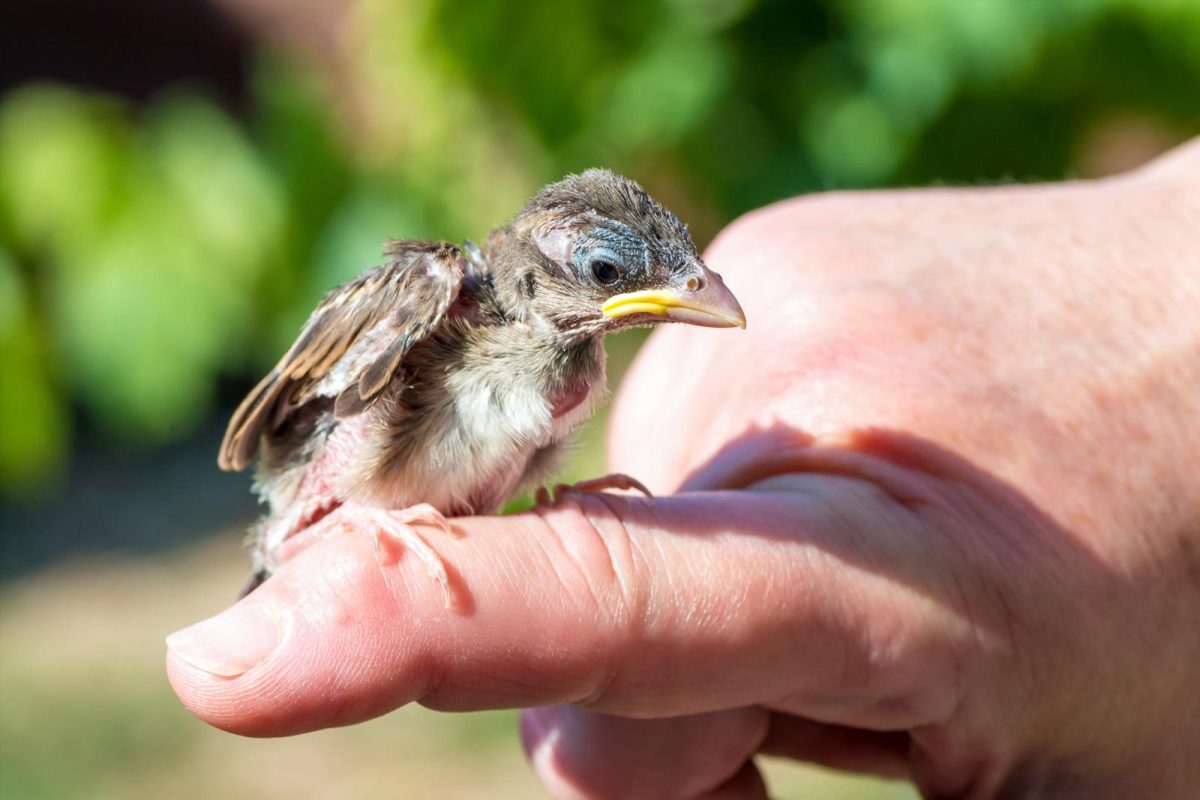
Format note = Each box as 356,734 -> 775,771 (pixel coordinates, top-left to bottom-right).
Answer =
166,140 -> 1200,799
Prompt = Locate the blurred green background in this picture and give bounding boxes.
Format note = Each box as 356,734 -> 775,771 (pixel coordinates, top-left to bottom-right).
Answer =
1,0 -> 1197,797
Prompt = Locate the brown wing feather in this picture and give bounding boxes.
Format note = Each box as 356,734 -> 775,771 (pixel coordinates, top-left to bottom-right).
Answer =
218,241 -> 468,471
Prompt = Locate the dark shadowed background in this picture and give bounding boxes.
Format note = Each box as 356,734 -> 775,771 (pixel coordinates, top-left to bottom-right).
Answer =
2,1 -> 1197,797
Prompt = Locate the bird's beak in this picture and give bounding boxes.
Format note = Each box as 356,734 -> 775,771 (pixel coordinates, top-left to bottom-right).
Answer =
601,264 -> 747,329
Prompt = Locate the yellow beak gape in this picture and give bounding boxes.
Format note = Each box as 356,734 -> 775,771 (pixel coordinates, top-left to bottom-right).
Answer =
601,287 -> 747,329
601,290 -> 681,319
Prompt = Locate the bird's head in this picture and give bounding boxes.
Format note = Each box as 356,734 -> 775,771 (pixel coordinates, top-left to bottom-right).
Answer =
504,169 -> 746,340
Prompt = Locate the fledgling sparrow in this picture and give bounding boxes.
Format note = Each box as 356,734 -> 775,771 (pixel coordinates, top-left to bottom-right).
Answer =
220,170 -> 745,599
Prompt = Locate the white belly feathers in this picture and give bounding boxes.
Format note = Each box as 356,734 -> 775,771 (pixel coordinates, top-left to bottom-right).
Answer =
340,339 -> 607,515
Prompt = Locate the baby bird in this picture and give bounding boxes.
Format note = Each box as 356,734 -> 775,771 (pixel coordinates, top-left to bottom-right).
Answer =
220,170 -> 745,598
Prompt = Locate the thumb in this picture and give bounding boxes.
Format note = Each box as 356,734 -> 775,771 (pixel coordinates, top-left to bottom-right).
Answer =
167,480 -> 964,738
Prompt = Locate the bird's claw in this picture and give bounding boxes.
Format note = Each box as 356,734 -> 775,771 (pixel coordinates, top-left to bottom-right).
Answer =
536,473 -> 653,506
362,506 -> 458,609
395,502 -> 461,538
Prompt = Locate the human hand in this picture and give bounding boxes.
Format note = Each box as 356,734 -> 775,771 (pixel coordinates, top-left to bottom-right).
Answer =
167,141 -> 1200,798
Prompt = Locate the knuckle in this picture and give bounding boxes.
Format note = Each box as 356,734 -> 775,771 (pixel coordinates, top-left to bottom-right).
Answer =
536,495 -> 649,705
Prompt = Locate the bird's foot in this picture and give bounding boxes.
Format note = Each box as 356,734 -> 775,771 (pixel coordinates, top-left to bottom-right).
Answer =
392,502 -> 462,538
259,502 -> 460,607
364,505 -> 460,608
535,472 -> 653,506
262,502 -> 460,607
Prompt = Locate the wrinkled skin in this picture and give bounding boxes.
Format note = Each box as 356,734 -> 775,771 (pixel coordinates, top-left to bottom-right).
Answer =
167,140 -> 1200,799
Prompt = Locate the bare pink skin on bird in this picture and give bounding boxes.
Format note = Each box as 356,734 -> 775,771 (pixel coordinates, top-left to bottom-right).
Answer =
255,375 -> 607,572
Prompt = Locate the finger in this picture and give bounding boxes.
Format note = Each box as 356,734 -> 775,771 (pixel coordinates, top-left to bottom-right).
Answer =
167,482 -> 964,736
521,705 -> 767,800
519,706 -> 911,800
697,761 -> 768,800
759,712 -> 911,781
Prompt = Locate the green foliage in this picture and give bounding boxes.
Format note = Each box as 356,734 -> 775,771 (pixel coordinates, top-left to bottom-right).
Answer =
0,87 -> 285,487
1,0 -> 1197,490
0,249 -> 67,489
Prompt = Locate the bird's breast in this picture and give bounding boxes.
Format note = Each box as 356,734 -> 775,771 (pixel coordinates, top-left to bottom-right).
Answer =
345,337 -> 604,514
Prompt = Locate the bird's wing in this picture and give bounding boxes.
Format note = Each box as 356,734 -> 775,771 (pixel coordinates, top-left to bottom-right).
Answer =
218,240 -> 469,471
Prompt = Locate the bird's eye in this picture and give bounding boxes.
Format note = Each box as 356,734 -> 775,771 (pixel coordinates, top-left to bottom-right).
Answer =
590,258 -> 621,285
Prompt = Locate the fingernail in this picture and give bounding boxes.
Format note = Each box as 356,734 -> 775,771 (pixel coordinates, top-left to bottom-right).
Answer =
166,604 -> 281,678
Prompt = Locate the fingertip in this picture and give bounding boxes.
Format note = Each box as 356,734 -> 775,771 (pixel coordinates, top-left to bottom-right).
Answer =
164,531 -> 443,736
696,761 -> 769,800
759,714 -> 912,781
164,504 -> 643,737
519,706 -> 769,800
165,646 -> 280,737
521,707 -> 582,800
165,601 -> 281,679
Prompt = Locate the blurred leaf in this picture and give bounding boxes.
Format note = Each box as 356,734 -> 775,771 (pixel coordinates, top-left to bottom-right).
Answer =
40,91 -> 284,441
149,94 -> 284,268
0,86 -> 127,257
863,34 -> 954,131
252,56 -> 350,237
666,0 -> 757,33
0,249 -> 68,492
804,93 -> 903,185
433,0 -> 654,147
587,29 -> 730,154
